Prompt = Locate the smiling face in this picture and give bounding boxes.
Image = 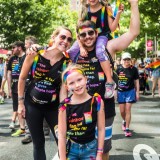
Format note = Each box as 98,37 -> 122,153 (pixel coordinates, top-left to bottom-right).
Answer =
52,29 -> 72,52
66,71 -> 87,95
78,27 -> 97,51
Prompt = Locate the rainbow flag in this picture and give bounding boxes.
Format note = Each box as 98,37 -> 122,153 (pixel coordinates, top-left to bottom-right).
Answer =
145,61 -> 160,71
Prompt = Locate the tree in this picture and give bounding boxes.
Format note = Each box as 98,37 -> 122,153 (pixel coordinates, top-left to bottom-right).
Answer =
0,0 -> 77,48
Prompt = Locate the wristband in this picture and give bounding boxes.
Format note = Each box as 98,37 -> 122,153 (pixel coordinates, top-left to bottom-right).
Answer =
18,96 -> 24,101
97,148 -> 103,151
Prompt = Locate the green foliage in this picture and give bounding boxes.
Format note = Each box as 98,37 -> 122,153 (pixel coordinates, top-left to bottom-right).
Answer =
0,0 -> 159,59
0,0 -> 77,47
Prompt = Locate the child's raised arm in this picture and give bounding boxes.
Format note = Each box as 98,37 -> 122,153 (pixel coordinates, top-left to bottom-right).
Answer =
108,4 -> 124,32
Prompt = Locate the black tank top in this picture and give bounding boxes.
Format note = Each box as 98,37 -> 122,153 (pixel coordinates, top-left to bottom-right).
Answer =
87,6 -> 111,36
27,54 -> 69,107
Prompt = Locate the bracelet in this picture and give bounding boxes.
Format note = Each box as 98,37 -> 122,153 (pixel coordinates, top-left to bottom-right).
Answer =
97,148 -> 103,151
18,96 -> 24,101
97,150 -> 103,154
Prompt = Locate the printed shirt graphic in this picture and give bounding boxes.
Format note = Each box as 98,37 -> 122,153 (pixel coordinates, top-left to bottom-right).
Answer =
116,66 -> 139,92
65,98 -> 98,144
7,55 -> 25,93
29,54 -> 69,105
75,49 -> 106,97
87,6 -> 110,36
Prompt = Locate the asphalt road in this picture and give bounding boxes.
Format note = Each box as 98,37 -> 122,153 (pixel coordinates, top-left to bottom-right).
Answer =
0,92 -> 160,160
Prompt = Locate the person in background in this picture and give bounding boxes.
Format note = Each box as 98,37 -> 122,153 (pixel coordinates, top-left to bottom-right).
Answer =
0,56 -> 5,103
0,51 -> 12,102
146,53 -> 160,97
116,52 -> 139,137
58,64 -> 105,160
7,41 -> 26,136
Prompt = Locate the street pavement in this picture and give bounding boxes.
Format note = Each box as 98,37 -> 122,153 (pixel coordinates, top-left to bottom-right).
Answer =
0,92 -> 160,160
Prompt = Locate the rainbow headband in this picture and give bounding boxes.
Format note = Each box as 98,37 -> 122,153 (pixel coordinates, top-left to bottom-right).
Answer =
78,26 -> 95,33
63,69 -> 85,83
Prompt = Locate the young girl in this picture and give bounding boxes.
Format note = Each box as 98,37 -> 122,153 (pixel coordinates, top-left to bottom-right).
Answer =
58,64 -> 105,160
68,0 -> 124,99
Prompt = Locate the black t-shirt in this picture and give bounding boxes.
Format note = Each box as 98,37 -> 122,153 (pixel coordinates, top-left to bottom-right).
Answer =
7,55 -> 26,93
87,6 -> 110,36
116,65 -> 139,92
60,97 -> 98,144
27,54 -> 70,107
73,48 -> 115,118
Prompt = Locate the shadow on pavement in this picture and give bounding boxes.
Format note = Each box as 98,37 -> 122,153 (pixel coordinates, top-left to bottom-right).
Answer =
110,154 -> 134,160
113,130 -> 155,140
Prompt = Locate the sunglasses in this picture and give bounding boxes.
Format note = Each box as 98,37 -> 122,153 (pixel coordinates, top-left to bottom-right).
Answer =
79,30 -> 95,38
59,35 -> 73,43
123,58 -> 131,61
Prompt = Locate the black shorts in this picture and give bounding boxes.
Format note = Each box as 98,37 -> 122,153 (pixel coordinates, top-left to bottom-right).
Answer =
12,93 -> 18,112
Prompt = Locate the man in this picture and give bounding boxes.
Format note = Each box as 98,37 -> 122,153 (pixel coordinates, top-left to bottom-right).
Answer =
21,36 -> 37,144
68,0 -> 140,159
8,41 -> 26,136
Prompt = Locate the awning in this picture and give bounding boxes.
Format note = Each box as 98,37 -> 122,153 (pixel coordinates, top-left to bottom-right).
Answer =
0,49 -> 8,54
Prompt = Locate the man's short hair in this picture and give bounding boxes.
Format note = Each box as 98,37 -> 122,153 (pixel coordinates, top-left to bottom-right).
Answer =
12,41 -> 25,51
76,20 -> 96,33
25,36 -> 38,45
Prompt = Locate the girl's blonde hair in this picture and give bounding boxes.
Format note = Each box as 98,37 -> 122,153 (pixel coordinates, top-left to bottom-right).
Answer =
79,0 -> 109,21
61,64 -> 85,84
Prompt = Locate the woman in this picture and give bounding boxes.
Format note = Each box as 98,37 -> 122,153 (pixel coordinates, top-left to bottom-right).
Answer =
18,26 -> 72,160
116,52 -> 139,137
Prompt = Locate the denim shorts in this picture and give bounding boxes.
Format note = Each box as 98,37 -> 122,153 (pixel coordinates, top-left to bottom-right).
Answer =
67,139 -> 97,160
117,88 -> 136,104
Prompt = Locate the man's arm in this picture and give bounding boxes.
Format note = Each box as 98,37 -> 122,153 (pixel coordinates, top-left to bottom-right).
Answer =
107,0 -> 140,56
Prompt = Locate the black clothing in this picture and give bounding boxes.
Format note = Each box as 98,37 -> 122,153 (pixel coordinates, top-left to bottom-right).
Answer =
116,65 -> 139,92
7,55 -> 26,93
74,48 -> 116,118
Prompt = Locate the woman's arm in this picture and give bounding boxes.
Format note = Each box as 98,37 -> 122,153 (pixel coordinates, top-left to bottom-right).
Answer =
58,109 -> 67,160
134,79 -> 139,101
96,99 -> 105,159
18,54 -> 35,117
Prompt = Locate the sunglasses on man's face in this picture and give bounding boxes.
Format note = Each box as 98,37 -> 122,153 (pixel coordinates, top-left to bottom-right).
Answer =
59,35 -> 73,43
123,58 -> 131,61
79,30 -> 95,38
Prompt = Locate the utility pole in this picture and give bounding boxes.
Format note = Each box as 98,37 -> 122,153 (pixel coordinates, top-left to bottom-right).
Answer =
145,33 -> 147,58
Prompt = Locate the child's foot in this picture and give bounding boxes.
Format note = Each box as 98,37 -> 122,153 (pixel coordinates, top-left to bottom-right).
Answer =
104,82 -> 116,99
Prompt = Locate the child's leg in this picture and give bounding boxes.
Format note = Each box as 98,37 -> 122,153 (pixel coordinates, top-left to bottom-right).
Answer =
96,36 -> 113,83
67,40 -> 80,60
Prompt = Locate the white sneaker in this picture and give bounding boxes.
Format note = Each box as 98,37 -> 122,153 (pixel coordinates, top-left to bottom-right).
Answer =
9,122 -> 15,129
